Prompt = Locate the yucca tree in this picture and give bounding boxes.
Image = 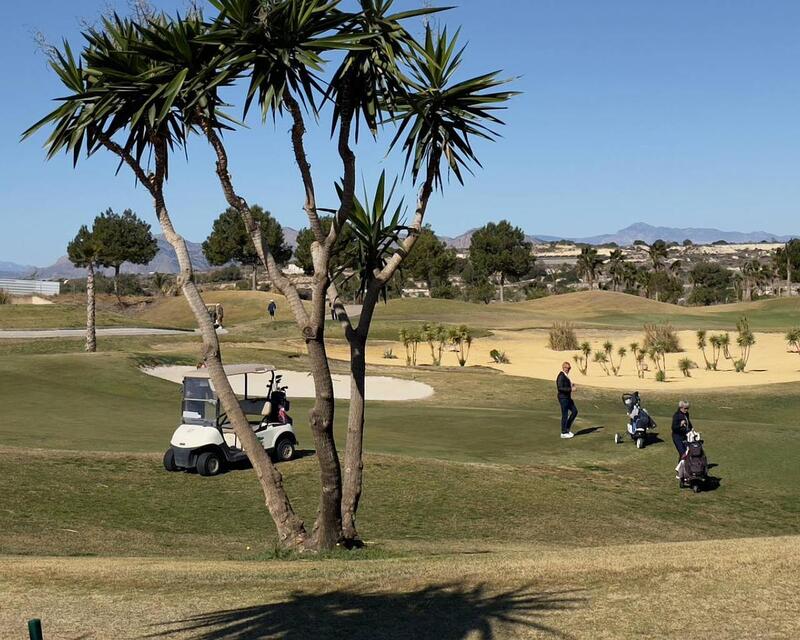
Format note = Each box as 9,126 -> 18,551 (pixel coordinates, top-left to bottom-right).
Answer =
126,4 -> 357,549
786,328 -> 800,354
193,1 -> 443,547
331,26 -> 516,542
23,15 -> 309,549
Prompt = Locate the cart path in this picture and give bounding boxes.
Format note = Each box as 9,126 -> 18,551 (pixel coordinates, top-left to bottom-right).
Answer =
0,327 -> 204,339
142,365 -> 434,402
0,327 -> 228,340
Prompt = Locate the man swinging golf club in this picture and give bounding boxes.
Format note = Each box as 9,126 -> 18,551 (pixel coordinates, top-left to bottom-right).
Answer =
556,361 -> 578,439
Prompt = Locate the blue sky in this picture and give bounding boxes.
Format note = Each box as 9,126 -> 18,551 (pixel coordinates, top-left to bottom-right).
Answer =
3,0 -> 800,265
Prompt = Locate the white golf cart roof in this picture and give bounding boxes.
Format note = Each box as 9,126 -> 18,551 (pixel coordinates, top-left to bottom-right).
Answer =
184,364 -> 275,379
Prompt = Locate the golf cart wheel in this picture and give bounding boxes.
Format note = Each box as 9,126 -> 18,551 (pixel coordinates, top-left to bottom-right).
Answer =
196,451 -> 223,477
614,433 -> 622,444
692,483 -> 701,493
636,437 -> 645,449
163,448 -> 179,472
274,438 -> 295,462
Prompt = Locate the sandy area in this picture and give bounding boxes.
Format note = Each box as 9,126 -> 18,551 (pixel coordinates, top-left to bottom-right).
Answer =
325,329 -> 800,391
142,365 -> 434,401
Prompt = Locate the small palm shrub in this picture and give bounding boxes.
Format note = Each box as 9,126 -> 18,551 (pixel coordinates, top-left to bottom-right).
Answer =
697,330 -> 712,369
787,328 -> 800,354
678,357 -> 696,377
735,316 -> 755,372
593,351 -> 611,375
383,348 -> 397,359
489,349 -> 510,364
0,290 -> 9,305
573,342 -> 592,375
449,325 -> 473,367
548,322 -> 578,351
655,370 -> 666,382
643,323 -> 681,353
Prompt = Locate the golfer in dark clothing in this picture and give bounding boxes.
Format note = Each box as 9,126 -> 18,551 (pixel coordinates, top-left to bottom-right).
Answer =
556,362 -> 577,439
672,400 -> 693,459
267,299 -> 277,321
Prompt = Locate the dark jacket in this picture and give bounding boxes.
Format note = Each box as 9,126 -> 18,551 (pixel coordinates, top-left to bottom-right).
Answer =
556,371 -> 573,400
672,410 -> 693,436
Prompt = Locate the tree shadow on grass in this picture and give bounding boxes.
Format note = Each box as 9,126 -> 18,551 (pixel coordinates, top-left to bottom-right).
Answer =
146,582 -> 585,640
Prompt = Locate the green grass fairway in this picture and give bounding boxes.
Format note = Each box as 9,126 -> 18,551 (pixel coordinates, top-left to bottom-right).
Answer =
1,351 -> 798,559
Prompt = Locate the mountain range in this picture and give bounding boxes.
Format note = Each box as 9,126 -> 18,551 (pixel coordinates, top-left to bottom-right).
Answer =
2,223 -> 794,279
440,222 -> 795,250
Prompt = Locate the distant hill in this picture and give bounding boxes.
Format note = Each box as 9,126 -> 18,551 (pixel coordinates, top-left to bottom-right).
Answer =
0,261 -> 36,278
571,222 -> 794,246
439,222 -> 795,249
38,236 -> 212,279
440,228 -> 541,250
35,227 -> 300,280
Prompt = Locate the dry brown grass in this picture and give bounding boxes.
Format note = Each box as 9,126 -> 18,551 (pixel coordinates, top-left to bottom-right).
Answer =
3,535 -> 798,639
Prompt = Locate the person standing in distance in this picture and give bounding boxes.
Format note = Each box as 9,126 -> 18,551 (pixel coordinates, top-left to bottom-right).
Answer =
556,361 -> 578,439
267,299 -> 277,321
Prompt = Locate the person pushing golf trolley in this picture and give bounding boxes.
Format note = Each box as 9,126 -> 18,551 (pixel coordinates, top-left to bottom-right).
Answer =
672,400 -> 710,491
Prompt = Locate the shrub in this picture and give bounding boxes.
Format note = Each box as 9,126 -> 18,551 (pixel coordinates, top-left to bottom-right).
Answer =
787,328 -> 800,354
655,370 -> 666,382
448,325 -> 474,367
548,322 -> 578,351
643,323 -> 681,353
574,342 -> 592,375
0,290 -> 9,304
735,316 -> 755,372
234,279 -> 250,290
593,351 -> 611,375
678,357 -> 696,377
489,349 -> 510,364
382,348 -> 397,360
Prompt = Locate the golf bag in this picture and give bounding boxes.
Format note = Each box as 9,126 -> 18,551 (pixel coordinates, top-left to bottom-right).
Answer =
677,430 -> 709,492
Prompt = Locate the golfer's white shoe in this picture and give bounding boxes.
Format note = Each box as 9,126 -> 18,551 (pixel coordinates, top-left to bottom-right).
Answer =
560,432 -> 574,439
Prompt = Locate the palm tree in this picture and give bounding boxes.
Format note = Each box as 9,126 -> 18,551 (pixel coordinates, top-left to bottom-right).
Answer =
576,246 -> 604,290
607,249 -> 625,291
646,239 -> 669,272
697,330 -> 711,369
24,16 -> 308,549
66,225 -> 102,352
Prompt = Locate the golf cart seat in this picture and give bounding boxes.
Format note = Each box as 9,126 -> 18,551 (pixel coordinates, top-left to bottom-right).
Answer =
238,398 -> 271,416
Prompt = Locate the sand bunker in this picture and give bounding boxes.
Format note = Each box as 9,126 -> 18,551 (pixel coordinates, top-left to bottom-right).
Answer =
324,329 -> 800,391
142,365 -> 433,401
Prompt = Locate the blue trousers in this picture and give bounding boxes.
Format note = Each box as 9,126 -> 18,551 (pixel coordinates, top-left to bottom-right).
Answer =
673,434 -> 687,460
559,398 -> 578,433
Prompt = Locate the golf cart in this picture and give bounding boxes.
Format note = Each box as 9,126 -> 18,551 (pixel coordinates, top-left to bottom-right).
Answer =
163,364 -> 298,476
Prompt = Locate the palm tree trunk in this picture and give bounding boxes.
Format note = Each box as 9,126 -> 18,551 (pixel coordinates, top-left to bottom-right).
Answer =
340,285 -> 379,543
251,264 -> 257,291
499,273 -> 505,302
100,135 -> 308,550
201,119 -> 343,550
86,263 -> 96,353
337,153 -> 441,545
